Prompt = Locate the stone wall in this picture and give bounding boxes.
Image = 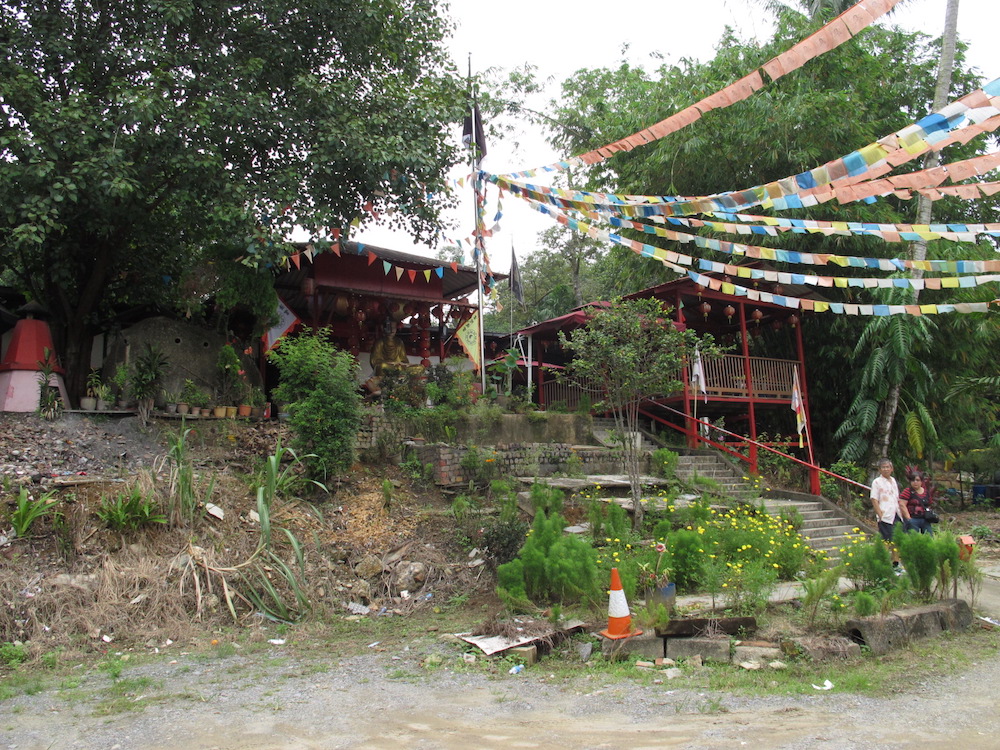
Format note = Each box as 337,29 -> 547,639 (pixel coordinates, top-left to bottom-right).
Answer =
406,442 -> 624,486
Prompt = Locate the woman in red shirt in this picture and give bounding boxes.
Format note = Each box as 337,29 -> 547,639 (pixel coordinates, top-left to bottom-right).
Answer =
901,471 -> 934,535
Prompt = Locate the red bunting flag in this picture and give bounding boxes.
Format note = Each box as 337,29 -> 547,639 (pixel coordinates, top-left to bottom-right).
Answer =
407,269 -> 417,282
450,262 -> 459,273
367,251 -> 378,266
290,253 -> 301,269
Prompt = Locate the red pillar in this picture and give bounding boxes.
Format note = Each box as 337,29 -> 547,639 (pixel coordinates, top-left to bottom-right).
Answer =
738,303 -> 758,474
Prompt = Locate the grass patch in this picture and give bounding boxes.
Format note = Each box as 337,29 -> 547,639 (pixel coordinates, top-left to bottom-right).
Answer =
703,628 -> 1000,696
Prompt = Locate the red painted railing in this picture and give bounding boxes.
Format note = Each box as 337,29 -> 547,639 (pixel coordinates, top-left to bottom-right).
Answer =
640,404 -> 870,499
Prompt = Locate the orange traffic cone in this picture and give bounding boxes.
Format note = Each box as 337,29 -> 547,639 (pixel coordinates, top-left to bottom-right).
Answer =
600,567 -> 642,640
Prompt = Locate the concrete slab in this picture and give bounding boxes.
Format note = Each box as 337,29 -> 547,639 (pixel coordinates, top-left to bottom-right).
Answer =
601,632 -> 664,661
665,637 -> 731,663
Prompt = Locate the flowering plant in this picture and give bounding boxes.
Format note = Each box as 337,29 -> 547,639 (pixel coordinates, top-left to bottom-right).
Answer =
637,542 -> 670,589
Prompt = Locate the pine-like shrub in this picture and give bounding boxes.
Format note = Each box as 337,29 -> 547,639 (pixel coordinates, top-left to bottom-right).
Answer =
896,530 -> 938,600
496,508 -> 599,607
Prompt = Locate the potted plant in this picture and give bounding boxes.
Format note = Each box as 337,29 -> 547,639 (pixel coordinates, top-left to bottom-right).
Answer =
179,379 -> 198,415
80,369 -> 101,411
111,363 -> 130,408
94,382 -> 113,411
216,343 -> 242,408
130,343 -> 169,424
247,386 -> 265,419
638,543 -> 675,611
162,389 -> 180,414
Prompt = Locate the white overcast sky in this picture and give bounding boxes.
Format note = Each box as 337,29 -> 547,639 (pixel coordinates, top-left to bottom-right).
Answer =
355,0 -> 998,271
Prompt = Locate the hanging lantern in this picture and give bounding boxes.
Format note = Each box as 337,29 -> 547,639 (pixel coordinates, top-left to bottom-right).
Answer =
788,314 -> 800,329
771,319 -> 784,331
699,301 -> 711,320
751,309 -> 763,326
773,284 -> 783,296
695,284 -> 704,298
354,308 -> 366,324
333,294 -> 351,317
724,304 -> 735,323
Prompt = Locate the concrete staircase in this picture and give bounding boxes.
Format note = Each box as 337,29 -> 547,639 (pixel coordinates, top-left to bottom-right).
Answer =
674,451 -> 755,502
762,496 -> 861,566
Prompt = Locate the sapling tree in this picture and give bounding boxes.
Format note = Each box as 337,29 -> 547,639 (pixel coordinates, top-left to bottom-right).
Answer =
559,297 -> 719,531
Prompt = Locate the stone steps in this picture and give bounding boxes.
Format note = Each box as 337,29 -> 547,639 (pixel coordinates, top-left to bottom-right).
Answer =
763,497 -> 861,565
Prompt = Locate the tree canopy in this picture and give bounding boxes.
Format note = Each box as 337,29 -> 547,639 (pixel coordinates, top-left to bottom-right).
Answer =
1,0 -> 466,397
497,5 -> 998,466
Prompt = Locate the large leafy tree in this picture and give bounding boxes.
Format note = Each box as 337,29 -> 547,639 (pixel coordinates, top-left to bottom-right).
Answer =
516,5 -> 996,464
1,0 -> 465,400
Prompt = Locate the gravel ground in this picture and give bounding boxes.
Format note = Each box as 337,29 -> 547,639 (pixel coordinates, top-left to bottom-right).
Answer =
3,642 -> 1000,750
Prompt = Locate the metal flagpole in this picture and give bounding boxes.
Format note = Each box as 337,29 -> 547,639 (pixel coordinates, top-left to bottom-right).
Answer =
468,59 -> 487,393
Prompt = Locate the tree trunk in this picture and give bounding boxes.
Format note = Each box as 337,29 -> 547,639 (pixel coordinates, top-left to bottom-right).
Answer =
872,0 -> 959,459
48,242 -> 114,407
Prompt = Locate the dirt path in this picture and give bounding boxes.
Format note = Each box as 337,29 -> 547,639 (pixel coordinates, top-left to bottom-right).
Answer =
5,644 -> 1000,750
6,574 -> 1000,750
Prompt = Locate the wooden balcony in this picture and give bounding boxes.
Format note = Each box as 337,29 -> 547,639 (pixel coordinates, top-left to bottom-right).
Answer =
696,354 -> 797,400
539,354 -> 798,409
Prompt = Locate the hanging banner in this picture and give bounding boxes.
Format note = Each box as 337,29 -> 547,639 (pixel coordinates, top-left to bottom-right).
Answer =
791,367 -> 807,448
455,311 -> 482,371
262,297 -> 300,351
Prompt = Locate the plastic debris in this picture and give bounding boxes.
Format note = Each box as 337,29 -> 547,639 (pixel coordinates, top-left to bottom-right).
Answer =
508,664 -> 524,674
812,679 -> 834,690
268,638 -> 286,645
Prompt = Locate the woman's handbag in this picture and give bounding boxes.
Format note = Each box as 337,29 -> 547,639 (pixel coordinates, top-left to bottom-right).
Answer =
923,507 -> 940,523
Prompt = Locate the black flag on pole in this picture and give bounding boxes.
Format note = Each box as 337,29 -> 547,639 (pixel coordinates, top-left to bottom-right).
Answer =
462,103 -> 487,165
510,247 -> 525,308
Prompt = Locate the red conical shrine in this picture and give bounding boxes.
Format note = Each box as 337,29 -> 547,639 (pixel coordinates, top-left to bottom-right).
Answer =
0,304 -> 68,412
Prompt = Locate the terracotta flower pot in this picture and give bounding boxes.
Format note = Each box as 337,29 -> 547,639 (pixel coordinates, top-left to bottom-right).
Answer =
237,404 -> 252,417
177,403 -> 190,415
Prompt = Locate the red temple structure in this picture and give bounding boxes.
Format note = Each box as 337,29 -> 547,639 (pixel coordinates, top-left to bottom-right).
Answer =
271,242 -> 502,380
515,275 -> 820,491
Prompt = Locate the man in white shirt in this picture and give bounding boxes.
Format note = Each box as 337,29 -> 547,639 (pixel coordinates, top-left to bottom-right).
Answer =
870,458 -> 910,543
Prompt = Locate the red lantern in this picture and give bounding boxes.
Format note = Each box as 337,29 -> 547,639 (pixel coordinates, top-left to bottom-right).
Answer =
751,309 -> 763,325
788,314 -> 800,329
699,301 -> 711,320
771,319 -> 784,331
724,305 -> 735,323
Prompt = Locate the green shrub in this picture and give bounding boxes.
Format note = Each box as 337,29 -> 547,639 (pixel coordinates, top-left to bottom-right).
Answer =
722,558 -> 778,617
10,488 -> 58,538
651,448 -> 679,479
96,486 -> 166,531
933,531 -> 961,594
0,641 -> 28,667
459,444 -> 498,489
840,538 -> 894,590
528,482 -> 563,515
480,516 -> 528,568
496,508 -> 599,607
853,590 -> 878,617
896,529 -> 938,600
820,460 -> 869,505
269,328 -> 361,480
668,528 -> 703,590
496,558 -> 532,611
